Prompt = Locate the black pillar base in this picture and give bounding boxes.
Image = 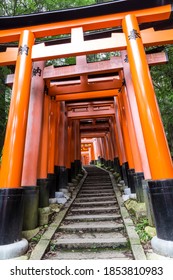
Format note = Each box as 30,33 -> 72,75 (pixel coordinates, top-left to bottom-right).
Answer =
55,166 -> 68,190
37,179 -> 49,208
47,173 -> 56,198
54,166 -> 59,192
75,160 -> 82,175
134,172 -> 144,202
90,160 -> 95,165
122,162 -> 129,186
100,157 -> 105,165
0,188 -> 24,245
114,157 -> 121,174
67,168 -> 72,183
71,162 -> 76,180
149,179 -> 173,241
97,156 -> 101,165
22,186 -> 39,231
127,168 -> 135,193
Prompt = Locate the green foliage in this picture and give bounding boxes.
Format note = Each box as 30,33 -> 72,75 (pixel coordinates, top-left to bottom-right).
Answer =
135,218 -> 151,243
0,67 -> 12,158
0,0 -> 96,16
150,45 -> 173,155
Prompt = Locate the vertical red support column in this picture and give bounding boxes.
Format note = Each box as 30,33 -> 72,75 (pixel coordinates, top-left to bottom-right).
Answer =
37,94 -> 50,180
112,116 -> 124,168
22,61 -> 45,186
98,137 -> 104,165
0,30 -> 34,248
102,136 -> 108,166
96,138 -> 101,158
121,50 -> 151,179
109,118 -> 120,173
67,120 -> 73,182
0,31 -> 34,188
47,99 -> 57,199
56,101 -> 68,190
90,142 -> 95,165
117,94 -> 134,169
122,15 -> 173,180
54,102 -> 61,168
21,61 -> 45,230
104,133 -> 111,168
37,94 -> 50,207
114,97 -> 129,184
93,139 -> 99,165
70,120 -> 76,180
74,120 -> 81,175
123,14 -> 173,246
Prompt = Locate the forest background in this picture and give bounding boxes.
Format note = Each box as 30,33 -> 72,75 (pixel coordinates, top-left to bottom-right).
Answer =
0,0 -> 173,159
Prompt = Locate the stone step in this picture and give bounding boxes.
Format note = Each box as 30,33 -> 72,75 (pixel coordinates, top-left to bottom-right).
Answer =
72,201 -> 117,207
83,183 -> 112,186
81,187 -> 113,190
75,195 -> 116,202
79,189 -> 114,195
59,221 -> 124,232
83,184 -> 112,187
80,188 -> 113,191
84,186 -> 112,189
53,235 -> 127,249
77,192 -> 115,197
65,214 -> 121,222
47,249 -> 132,260
70,206 -> 119,214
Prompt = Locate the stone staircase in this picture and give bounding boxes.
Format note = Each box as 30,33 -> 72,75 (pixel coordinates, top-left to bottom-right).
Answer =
45,166 -> 134,260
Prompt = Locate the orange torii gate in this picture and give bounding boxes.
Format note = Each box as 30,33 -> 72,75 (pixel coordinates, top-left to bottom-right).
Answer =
0,0 -> 173,259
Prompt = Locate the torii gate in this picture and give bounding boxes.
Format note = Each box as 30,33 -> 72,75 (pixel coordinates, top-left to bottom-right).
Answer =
0,0 -> 173,259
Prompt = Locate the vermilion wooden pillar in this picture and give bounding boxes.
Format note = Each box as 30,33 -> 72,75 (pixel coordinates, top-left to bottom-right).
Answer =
47,99 -> 57,198
117,94 -> 134,170
0,30 -> 34,246
74,120 -> 81,175
104,133 -> 111,168
107,132 -> 115,169
123,15 -> 173,180
119,70 -> 144,192
98,137 -> 104,165
37,94 -> 50,207
112,116 -> 125,167
70,120 -> 76,180
123,14 -> 173,243
67,120 -> 73,182
121,50 -> 151,179
54,101 -> 61,170
109,118 -> 120,173
93,139 -> 99,164
56,101 -> 68,190
21,61 -> 45,230
22,61 -> 45,186
95,138 -> 101,164
114,97 -> 128,184
37,94 -> 50,180
102,136 -> 108,166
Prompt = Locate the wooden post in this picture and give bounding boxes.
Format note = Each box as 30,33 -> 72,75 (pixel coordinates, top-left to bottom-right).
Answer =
0,30 -> 34,188
22,61 -> 45,186
122,14 -> 173,180
121,50 -> 151,179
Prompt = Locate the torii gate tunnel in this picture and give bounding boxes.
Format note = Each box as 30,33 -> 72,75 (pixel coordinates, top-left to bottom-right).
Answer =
0,0 -> 173,258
